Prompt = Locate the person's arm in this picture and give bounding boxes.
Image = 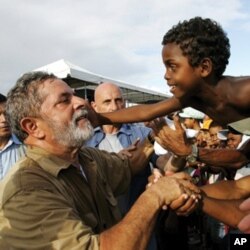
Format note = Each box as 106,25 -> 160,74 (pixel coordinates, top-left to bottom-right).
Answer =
100,175 -> 198,250
200,196 -> 247,228
197,143 -> 250,168
169,176 -> 250,228
198,177 -> 250,228
200,175 -> 250,200
152,116 -> 250,169
95,97 -> 182,125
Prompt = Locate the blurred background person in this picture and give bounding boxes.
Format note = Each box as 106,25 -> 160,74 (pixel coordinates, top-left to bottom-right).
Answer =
0,93 -> 26,180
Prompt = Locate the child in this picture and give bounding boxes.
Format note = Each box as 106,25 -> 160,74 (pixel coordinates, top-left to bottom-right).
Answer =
95,17 -> 250,127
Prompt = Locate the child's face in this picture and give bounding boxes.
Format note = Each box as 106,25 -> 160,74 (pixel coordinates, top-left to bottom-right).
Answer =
162,42 -> 201,98
227,132 -> 242,149
208,125 -> 223,148
183,117 -> 195,129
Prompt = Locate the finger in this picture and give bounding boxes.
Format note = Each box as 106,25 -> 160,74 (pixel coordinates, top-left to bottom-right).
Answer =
146,182 -> 152,188
170,194 -> 189,210
132,138 -> 140,146
118,146 -> 135,156
126,145 -> 137,152
155,117 -> 167,127
185,183 -> 201,194
173,115 -> 184,131
122,152 -> 133,157
239,198 -> 250,211
152,168 -> 163,179
175,198 -> 198,216
238,214 -> 250,233
151,118 -> 170,133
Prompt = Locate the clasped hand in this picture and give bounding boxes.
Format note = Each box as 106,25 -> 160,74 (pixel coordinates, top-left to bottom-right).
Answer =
147,169 -> 202,216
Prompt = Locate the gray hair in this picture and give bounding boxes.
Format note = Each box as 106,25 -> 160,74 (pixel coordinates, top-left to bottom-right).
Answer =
6,71 -> 57,142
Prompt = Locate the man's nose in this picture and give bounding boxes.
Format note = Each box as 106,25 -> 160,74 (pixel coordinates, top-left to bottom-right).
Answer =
0,113 -> 7,122
110,101 -> 119,111
72,95 -> 87,109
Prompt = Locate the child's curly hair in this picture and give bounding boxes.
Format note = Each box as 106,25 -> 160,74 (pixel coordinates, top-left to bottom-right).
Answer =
162,17 -> 230,78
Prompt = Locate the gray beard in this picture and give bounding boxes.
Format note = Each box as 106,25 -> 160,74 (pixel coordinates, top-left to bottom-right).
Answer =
54,121 -> 93,148
47,110 -> 94,148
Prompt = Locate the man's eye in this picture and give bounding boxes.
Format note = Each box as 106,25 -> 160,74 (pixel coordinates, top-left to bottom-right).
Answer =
59,98 -> 69,104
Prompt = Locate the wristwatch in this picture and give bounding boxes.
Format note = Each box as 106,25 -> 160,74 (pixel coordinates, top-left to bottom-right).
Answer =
186,144 -> 199,164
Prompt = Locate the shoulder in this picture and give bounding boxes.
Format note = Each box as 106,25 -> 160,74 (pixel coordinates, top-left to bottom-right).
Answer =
80,147 -> 124,164
0,156 -> 63,207
80,147 -> 130,179
122,123 -> 151,138
219,76 -> 250,107
80,147 -> 129,169
221,76 -> 250,89
84,127 -> 105,147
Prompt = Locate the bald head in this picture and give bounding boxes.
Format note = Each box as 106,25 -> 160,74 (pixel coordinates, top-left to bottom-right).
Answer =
92,82 -> 125,113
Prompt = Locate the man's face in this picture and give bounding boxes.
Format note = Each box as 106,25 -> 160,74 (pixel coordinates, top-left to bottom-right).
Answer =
38,79 -> 93,148
0,102 -> 11,139
92,84 -> 125,113
162,43 -> 201,98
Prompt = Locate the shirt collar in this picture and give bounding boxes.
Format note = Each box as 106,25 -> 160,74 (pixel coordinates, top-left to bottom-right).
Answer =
95,124 -> 132,136
26,146 -> 72,177
11,134 -> 22,145
119,124 -> 132,136
0,134 -> 22,151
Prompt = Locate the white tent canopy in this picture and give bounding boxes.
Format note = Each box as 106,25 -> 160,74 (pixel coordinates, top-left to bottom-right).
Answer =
34,59 -> 170,104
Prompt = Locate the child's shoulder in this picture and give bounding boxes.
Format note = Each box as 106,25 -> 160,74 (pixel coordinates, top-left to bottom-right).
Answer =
221,75 -> 250,84
217,76 -> 250,91
221,75 -> 250,107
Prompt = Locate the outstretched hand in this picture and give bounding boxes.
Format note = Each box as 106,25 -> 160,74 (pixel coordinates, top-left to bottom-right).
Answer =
117,138 -> 141,159
151,116 -> 192,157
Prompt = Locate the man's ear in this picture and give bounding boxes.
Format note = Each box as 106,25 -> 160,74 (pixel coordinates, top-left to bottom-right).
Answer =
200,58 -> 213,77
91,101 -> 98,111
20,117 -> 45,139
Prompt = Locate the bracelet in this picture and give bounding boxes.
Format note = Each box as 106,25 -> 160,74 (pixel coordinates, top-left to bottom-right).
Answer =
147,133 -> 155,145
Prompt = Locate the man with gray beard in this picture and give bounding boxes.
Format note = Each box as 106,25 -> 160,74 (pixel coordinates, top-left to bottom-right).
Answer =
45,108 -> 93,148
0,71 -> 200,250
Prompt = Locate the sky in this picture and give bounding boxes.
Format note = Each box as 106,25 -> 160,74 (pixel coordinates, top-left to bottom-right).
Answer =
1,0 -> 250,95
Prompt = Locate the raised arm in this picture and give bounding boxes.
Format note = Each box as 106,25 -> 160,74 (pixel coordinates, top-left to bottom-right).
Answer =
97,97 -> 182,125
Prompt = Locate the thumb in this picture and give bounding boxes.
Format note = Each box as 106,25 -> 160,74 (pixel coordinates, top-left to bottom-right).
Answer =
132,137 -> 140,146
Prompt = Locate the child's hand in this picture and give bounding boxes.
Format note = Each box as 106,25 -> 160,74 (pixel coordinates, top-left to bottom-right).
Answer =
153,116 -> 192,157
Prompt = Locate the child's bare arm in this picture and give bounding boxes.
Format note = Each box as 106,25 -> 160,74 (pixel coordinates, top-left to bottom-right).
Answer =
98,97 -> 182,125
